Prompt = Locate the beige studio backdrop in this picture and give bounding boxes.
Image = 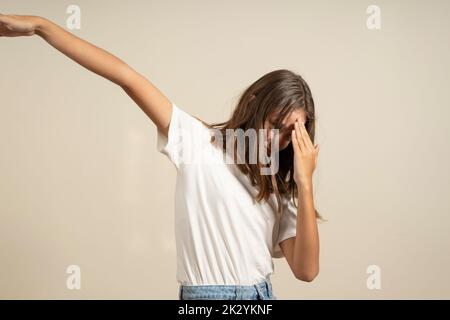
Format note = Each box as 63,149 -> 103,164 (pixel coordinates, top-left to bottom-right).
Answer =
1,0 -> 449,299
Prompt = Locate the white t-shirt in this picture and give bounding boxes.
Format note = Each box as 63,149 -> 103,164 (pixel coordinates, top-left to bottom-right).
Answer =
156,101 -> 298,286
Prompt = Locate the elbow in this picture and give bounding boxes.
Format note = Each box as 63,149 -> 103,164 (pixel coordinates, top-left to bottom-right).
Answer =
295,268 -> 319,282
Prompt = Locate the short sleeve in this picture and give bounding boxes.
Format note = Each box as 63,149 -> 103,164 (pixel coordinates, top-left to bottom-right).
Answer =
156,101 -> 211,169
272,196 -> 298,258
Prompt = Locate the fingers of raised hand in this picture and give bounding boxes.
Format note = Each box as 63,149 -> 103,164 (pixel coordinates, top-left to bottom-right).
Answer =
294,121 -> 306,152
298,120 -> 315,150
291,129 -> 301,154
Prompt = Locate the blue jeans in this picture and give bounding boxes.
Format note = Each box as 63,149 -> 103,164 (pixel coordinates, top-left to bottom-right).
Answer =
179,278 -> 277,300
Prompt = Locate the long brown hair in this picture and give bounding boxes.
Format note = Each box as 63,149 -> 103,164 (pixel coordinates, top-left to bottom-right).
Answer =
197,69 -> 323,220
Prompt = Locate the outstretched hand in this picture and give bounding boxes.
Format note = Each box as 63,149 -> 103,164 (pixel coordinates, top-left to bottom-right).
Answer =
0,14 -> 39,37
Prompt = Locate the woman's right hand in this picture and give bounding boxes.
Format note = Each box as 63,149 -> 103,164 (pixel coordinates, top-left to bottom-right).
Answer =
0,14 -> 41,37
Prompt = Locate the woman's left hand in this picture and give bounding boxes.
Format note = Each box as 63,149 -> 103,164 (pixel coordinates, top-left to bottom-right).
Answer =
291,120 -> 320,189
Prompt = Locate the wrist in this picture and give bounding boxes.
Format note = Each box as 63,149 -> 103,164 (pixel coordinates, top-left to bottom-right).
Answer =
297,180 -> 313,193
34,16 -> 50,37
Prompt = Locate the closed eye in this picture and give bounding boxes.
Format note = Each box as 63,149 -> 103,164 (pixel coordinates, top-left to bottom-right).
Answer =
285,133 -> 292,141
270,120 -> 278,128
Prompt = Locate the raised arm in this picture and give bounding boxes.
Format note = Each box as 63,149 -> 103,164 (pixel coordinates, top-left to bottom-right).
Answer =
0,14 -> 172,137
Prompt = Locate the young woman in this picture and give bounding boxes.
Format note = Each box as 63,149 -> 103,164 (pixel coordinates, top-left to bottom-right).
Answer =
0,13 -> 322,300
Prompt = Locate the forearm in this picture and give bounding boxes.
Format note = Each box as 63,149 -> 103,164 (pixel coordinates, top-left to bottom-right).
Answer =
34,17 -> 131,86
293,182 -> 320,280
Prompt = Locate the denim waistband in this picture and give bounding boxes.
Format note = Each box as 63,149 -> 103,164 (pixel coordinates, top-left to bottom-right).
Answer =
179,278 -> 276,300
